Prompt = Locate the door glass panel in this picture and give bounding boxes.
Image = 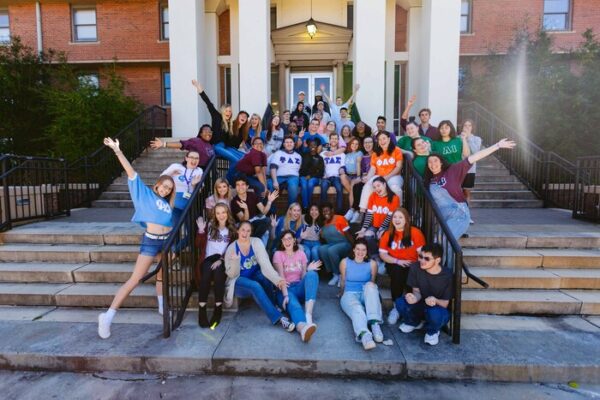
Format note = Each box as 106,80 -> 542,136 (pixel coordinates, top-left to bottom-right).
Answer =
291,77 -> 309,109
314,77 -> 332,100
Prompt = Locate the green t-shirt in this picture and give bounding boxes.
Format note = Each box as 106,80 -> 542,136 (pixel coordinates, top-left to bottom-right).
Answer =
432,137 -> 463,164
397,135 -> 432,151
412,155 -> 428,176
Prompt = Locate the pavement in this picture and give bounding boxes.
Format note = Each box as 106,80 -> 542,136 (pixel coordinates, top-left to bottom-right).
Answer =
1,371 -> 599,400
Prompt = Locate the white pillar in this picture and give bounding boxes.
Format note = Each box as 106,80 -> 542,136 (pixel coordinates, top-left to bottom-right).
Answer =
384,0 -> 397,130
421,0 -> 461,124
238,0 -> 270,114
230,0 -> 240,111
168,0 -> 205,137
204,11 -> 219,107
407,6 -> 424,114
353,0 -> 386,126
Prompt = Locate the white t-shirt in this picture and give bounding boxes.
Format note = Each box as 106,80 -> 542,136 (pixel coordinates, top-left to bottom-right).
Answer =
206,227 -> 231,257
161,163 -> 203,194
321,151 -> 346,178
270,150 -> 302,177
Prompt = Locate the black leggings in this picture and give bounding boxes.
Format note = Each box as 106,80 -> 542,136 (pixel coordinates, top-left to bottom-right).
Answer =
198,254 -> 226,303
352,181 -> 364,210
385,261 -> 418,301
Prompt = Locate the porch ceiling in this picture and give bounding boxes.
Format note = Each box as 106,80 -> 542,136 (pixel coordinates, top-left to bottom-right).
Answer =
271,20 -> 353,64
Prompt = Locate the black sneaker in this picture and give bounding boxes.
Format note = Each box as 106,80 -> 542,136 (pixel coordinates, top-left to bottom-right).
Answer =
198,305 -> 209,328
210,304 -> 223,328
280,316 -> 295,332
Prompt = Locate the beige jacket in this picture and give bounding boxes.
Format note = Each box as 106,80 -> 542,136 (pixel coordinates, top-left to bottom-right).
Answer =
223,237 -> 281,307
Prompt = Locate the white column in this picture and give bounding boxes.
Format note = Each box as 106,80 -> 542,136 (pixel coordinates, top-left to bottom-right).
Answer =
238,0 -> 270,114
230,0 -> 240,111
421,0 -> 461,124
168,0 -> 205,137
406,6 -> 424,113
204,11 -> 219,107
353,0 -> 386,126
384,0 -> 397,130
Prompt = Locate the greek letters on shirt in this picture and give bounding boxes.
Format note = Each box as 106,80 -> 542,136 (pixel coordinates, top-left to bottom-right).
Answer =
370,204 -> 392,215
242,254 -> 258,270
278,155 -> 301,165
156,199 -> 172,214
390,239 -> 415,250
442,145 -> 458,155
324,155 -> 343,165
435,177 -> 447,187
376,156 -> 397,167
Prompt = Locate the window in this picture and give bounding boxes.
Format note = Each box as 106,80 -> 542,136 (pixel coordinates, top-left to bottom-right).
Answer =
78,73 -> 100,89
0,10 -> 9,44
219,66 -> 231,105
347,4 -> 354,30
460,0 -> 471,34
160,5 -> 169,40
162,71 -> 171,106
270,7 -> 276,31
543,0 -> 571,31
72,7 -> 97,42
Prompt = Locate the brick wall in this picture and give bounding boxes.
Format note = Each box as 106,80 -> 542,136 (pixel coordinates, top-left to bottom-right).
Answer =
7,3 -> 37,48
218,9 -> 230,56
395,5 -> 407,52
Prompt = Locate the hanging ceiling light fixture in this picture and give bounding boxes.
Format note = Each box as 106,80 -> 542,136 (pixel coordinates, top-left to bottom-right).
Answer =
306,0 -> 317,39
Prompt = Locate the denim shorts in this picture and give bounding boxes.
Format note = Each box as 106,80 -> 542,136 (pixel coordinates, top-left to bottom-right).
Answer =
139,232 -> 169,257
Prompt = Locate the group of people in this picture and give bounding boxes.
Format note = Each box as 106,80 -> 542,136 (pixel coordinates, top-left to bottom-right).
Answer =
97,80 -> 516,349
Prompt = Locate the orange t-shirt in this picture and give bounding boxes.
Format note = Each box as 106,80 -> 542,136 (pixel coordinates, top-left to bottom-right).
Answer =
367,193 -> 400,228
325,215 -> 350,235
370,147 -> 403,176
379,227 -> 426,261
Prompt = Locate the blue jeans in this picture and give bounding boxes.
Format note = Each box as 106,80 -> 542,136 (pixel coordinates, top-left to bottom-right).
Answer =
276,270 -> 319,325
321,176 -> 343,212
395,297 -> 450,335
235,270 -> 281,324
268,175 -> 300,206
300,177 -> 320,209
214,142 -> 244,164
227,170 -> 265,197
340,282 -> 383,339
302,240 -> 321,263
429,184 -> 470,240
318,241 -> 351,275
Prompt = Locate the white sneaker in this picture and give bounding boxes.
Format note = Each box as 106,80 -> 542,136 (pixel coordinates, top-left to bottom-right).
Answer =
328,274 -> 340,286
399,321 -> 425,333
361,332 -> 376,350
98,313 -> 111,339
470,219 -> 475,225
424,331 -> 440,346
158,305 -> 163,316
350,212 -> 362,224
387,308 -> 399,325
344,209 -> 355,222
301,323 -> 317,343
371,323 -> 384,343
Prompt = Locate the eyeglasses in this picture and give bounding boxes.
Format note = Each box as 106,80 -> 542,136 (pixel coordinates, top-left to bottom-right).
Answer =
186,156 -> 200,160
418,254 -> 432,261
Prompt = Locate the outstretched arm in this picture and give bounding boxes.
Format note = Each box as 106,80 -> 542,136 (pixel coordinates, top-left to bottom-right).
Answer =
346,84 -> 360,106
149,137 -> 183,150
401,94 -> 416,121
104,138 -> 135,179
192,79 -> 220,120
320,84 -> 332,104
467,139 -> 516,164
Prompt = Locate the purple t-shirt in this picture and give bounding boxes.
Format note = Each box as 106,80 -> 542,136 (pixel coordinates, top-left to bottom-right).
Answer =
430,159 -> 472,203
360,153 -> 372,175
236,148 -> 267,176
180,138 -> 215,168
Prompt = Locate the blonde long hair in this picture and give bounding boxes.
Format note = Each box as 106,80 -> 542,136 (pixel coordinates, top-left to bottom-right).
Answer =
220,103 -> 233,135
283,203 -> 303,233
212,177 -> 232,202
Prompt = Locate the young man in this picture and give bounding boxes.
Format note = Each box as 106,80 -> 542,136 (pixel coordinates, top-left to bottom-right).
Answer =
335,107 -> 355,134
299,140 -> 325,210
321,83 -> 360,118
268,137 -> 302,206
230,177 -> 278,245
320,133 -> 346,212
400,95 -> 440,141
227,137 -> 268,197
372,116 -> 397,145
395,243 -> 453,346
297,91 -> 311,116
150,124 -> 215,169
300,118 -> 326,153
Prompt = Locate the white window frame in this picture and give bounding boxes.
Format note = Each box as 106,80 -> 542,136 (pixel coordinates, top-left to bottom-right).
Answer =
543,0 -> 572,32
160,4 -> 169,41
72,6 -> 98,42
289,72 -> 334,110
0,9 -> 10,44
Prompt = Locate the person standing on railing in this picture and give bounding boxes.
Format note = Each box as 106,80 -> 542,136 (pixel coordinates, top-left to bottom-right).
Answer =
432,120 -> 470,165
395,244 -> 452,346
98,138 -> 176,339
339,239 -> 384,351
424,138 -> 516,240
378,208 -> 426,325
150,124 -> 215,169
195,204 -> 237,329
223,221 -> 296,333
460,119 -> 482,225
400,95 -> 439,141
160,151 -> 203,227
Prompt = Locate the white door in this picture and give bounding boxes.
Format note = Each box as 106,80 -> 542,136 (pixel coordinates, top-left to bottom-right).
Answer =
290,72 -> 334,110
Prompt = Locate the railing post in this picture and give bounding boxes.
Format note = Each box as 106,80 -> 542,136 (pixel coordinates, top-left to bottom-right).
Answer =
452,253 -> 463,344
63,158 -> 71,217
573,158 -> 581,219
84,156 -> 91,207
542,152 -> 550,208
2,157 -> 11,230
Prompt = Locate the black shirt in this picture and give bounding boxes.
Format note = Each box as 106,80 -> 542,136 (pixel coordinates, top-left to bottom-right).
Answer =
407,264 -> 453,301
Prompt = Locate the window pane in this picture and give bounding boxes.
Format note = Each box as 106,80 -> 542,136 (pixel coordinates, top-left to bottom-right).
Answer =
544,0 -> 569,13
163,24 -> 169,39
165,89 -> 171,105
543,14 -> 567,30
162,7 -> 169,23
461,0 -> 470,15
0,27 -> 9,42
0,13 -> 9,27
314,77 -> 331,98
291,78 -> 309,108
76,25 -> 97,40
74,9 -> 96,25
164,72 -> 171,89
461,16 -> 469,33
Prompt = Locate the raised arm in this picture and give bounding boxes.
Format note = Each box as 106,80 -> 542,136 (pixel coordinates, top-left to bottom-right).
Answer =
320,84 -> 332,104
192,79 -> 220,120
104,138 -> 135,179
401,94 -> 416,121
467,139 -> 516,165
346,84 -> 360,106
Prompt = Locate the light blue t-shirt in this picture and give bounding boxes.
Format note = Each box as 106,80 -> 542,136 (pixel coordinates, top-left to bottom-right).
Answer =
128,174 -> 173,228
345,151 -> 363,175
344,257 -> 372,292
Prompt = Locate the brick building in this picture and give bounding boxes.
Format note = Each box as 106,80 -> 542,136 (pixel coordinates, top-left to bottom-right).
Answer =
0,0 -> 598,135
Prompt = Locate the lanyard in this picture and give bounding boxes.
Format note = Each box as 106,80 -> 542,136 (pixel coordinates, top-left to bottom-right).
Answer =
182,168 -> 196,190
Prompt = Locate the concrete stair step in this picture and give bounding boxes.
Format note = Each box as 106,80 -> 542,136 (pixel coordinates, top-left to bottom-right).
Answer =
475,175 -> 521,183
0,244 -> 140,263
463,248 -> 600,268
460,289 -> 600,315
0,224 -> 142,245
464,267 -> 600,290
92,200 -> 134,208
475,169 -> 511,176
470,190 -> 537,200
0,263 -> 85,283
473,182 -> 527,190
469,199 -> 543,208
460,231 -> 600,249
99,191 -> 132,200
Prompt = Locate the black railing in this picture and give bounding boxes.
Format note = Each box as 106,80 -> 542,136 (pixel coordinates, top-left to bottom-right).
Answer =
574,156 -> 600,222
402,156 -> 487,345
460,101 -> 599,222
68,106 -> 168,208
0,155 -> 70,231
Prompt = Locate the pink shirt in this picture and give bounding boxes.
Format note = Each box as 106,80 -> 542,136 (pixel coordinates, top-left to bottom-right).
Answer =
273,250 -> 307,284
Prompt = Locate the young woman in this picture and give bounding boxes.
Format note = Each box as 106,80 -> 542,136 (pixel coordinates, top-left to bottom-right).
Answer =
341,137 -> 363,222
340,124 -> 353,147
291,101 -> 309,130
356,177 -> 400,258
411,137 -> 431,177
424,138 -> 516,239
325,121 -> 338,140
300,204 -> 322,263
378,208 -> 426,325
460,119 -> 482,223
224,222 -> 296,332
245,113 -> 263,148
195,203 -> 237,328
150,124 -> 215,170
98,138 -> 176,339
431,120 -> 470,165
352,121 -> 372,144
346,136 -> 374,224
160,151 -> 203,226
270,203 -> 305,252
273,230 -> 321,342
318,203 -> 353,287
226,111 -> 250,157
339,239 -> 384,350
264,115 -> 286,156
205,178 -> 232,219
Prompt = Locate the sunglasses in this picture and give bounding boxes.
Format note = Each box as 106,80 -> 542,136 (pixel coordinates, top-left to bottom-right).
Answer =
418,254 -> 432,261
